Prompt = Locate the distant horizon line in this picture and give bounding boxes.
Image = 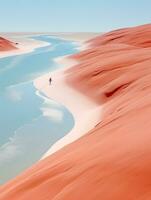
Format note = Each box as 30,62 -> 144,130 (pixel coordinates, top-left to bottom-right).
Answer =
0,31 -> 101,33
1,23 -> 150,35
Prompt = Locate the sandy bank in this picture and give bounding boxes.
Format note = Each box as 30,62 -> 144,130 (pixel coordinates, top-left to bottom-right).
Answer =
0,37 -> 16,51
53,32 -> 101,51
52,32 -> 100,42
0,36 -> 49,58
34,55 -> 101,157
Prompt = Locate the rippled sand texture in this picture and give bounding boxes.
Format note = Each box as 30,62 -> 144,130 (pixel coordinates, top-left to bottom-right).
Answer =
1,24 -> 151,200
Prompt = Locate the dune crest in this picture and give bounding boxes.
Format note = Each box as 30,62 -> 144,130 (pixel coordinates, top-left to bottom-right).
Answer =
1,24 -> 151,199
0,37 -> 17,51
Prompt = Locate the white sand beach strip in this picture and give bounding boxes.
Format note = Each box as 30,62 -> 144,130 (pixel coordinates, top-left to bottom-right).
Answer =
34,56 -> 102,158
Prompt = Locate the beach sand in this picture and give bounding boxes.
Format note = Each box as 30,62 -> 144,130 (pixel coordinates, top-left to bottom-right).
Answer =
34,55 -> 102,157
51,32 -> 100,42
53,32 -> 101,51
0,35 -> 49,58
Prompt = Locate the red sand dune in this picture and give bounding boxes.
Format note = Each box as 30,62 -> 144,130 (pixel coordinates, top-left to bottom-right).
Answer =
1,24 -> 151,199
0,37 -> 17,51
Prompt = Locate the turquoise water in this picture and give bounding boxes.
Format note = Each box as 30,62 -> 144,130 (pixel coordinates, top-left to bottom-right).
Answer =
0,35 -> 78,184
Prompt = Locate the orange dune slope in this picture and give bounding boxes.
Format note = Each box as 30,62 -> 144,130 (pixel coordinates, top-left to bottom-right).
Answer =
1,24 -> 151,200
0,37 -> 17,51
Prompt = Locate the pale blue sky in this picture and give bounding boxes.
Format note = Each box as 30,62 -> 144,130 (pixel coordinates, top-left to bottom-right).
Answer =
0,0 -> 151,32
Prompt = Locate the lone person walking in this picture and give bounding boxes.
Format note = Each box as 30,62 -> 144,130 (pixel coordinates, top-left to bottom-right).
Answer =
49,77 -> 52,85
